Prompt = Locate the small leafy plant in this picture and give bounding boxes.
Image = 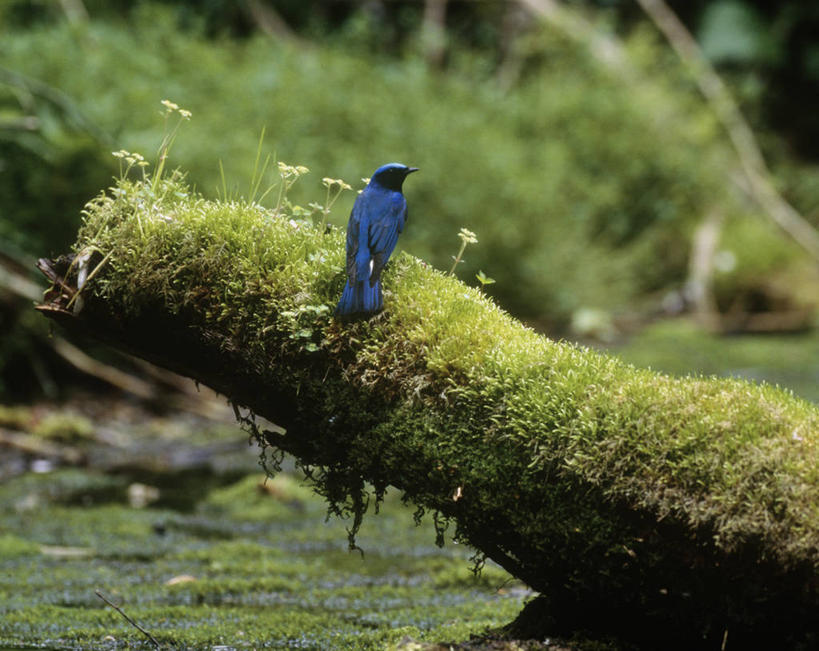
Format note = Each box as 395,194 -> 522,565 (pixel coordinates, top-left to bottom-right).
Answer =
152,99 -> 191,193
449,227 -> 478,275
312,177 -> 352,231
475,270 -> 495,290
274,161 -> 310,216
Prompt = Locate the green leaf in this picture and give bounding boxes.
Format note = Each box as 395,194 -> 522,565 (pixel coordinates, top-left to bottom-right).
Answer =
476,270 -> 495,286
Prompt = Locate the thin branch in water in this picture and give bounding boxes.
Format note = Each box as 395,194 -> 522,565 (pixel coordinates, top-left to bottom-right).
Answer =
95,590 -> 161,648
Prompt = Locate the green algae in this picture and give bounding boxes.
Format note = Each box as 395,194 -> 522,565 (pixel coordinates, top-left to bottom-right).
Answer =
0,469 -> 525,649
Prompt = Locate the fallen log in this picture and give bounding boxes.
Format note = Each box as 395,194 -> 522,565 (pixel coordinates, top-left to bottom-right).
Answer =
37,174 -> 819,648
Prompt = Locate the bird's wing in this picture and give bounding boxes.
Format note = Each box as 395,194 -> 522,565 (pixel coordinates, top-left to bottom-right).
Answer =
345,195 -> 365,283
368,195 -> 407,285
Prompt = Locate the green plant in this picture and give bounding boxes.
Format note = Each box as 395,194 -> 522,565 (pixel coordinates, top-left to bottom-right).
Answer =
475,270 -> 495,290
273,161 -> 309,216
449,228 -> 477,276
152,99 -> 191,193
316,176 -> 352,231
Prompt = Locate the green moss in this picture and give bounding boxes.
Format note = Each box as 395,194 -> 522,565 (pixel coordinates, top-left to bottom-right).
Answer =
32,410 -> 95,442
51,172 -> 819,645
0,469 -> 526,650
0,534 -> 38,559
0,405 -> 32,430
0,469 -> 128,512
202,473 -> 321,521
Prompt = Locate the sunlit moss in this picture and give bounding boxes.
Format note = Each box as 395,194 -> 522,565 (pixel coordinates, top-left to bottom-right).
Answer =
60,173 -> 819,645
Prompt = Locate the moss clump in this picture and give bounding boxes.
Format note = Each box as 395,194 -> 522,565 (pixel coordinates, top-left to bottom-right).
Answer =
0,405 -> 33,430
32,411 -> 95,442
0,534 -> 38,559
42,173 -> 819,647
202,473 -> 316,521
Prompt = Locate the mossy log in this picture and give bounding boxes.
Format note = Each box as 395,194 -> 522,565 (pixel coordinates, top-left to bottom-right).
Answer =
37,176 -> 819,648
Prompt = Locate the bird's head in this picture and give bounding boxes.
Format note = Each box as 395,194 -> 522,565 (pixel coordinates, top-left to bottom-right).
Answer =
369,163 -> 419,192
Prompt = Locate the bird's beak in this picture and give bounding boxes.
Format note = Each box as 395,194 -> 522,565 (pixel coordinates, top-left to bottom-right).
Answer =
407,167 -> 419,174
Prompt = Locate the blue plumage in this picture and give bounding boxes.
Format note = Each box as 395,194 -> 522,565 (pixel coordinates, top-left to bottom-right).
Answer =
335,163 -> 418,318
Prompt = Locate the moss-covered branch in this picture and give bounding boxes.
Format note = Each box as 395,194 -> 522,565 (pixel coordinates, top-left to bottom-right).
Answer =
38,174 -> 819,648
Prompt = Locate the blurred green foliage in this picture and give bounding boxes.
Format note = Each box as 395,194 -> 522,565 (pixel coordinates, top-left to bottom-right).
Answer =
613,318 -> 819,404
698,0 -> 779,65
0,1 -> 816,406
1,4 -> 751,324
711,214 -> 812,313
0,67 -> 113,256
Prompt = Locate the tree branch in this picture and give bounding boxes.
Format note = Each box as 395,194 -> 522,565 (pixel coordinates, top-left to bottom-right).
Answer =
635,0 -> 819,262
35,178 -> 819,646
95,590 -> 160,648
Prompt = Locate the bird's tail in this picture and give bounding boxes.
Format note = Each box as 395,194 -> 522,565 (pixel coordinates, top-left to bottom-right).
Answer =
335,279 -> 383,317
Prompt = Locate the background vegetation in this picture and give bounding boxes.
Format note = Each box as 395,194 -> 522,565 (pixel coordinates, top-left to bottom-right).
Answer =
2,1 -> 817,325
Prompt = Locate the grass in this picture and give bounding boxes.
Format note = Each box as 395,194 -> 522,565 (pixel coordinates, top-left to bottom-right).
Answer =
43,170 -> 819,646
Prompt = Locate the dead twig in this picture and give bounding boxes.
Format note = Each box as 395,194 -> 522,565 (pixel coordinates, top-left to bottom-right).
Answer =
244,0 -> 298,41
0,255 -> 42,301
0,427 -> 84,464
635,0 -> 819,263
37,256 -> 77,303
53,338 -> 157,400
517,0 -> 631,75
58,0 -> 89,24
95,590 -> 162,648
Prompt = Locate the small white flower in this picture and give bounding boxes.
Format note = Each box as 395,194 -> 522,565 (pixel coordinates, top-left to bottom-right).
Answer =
458,228 -> 478,245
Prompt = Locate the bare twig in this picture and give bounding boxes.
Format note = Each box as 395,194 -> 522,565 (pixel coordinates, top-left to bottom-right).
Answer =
0,256 -> 41,301
635,0 -> 819,262
244,0 -> 298,41
0,427 -> 84,464
686,208 -> 724,329
421,0 -> 448,67
58,0 -> 89,24
517,0 -> 631,75
53,338 -> 157,400
37,256 -> 77,303
95,590 -> 161,648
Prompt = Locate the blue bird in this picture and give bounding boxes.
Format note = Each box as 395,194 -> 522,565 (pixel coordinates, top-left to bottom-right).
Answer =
335,163 -> 418,318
